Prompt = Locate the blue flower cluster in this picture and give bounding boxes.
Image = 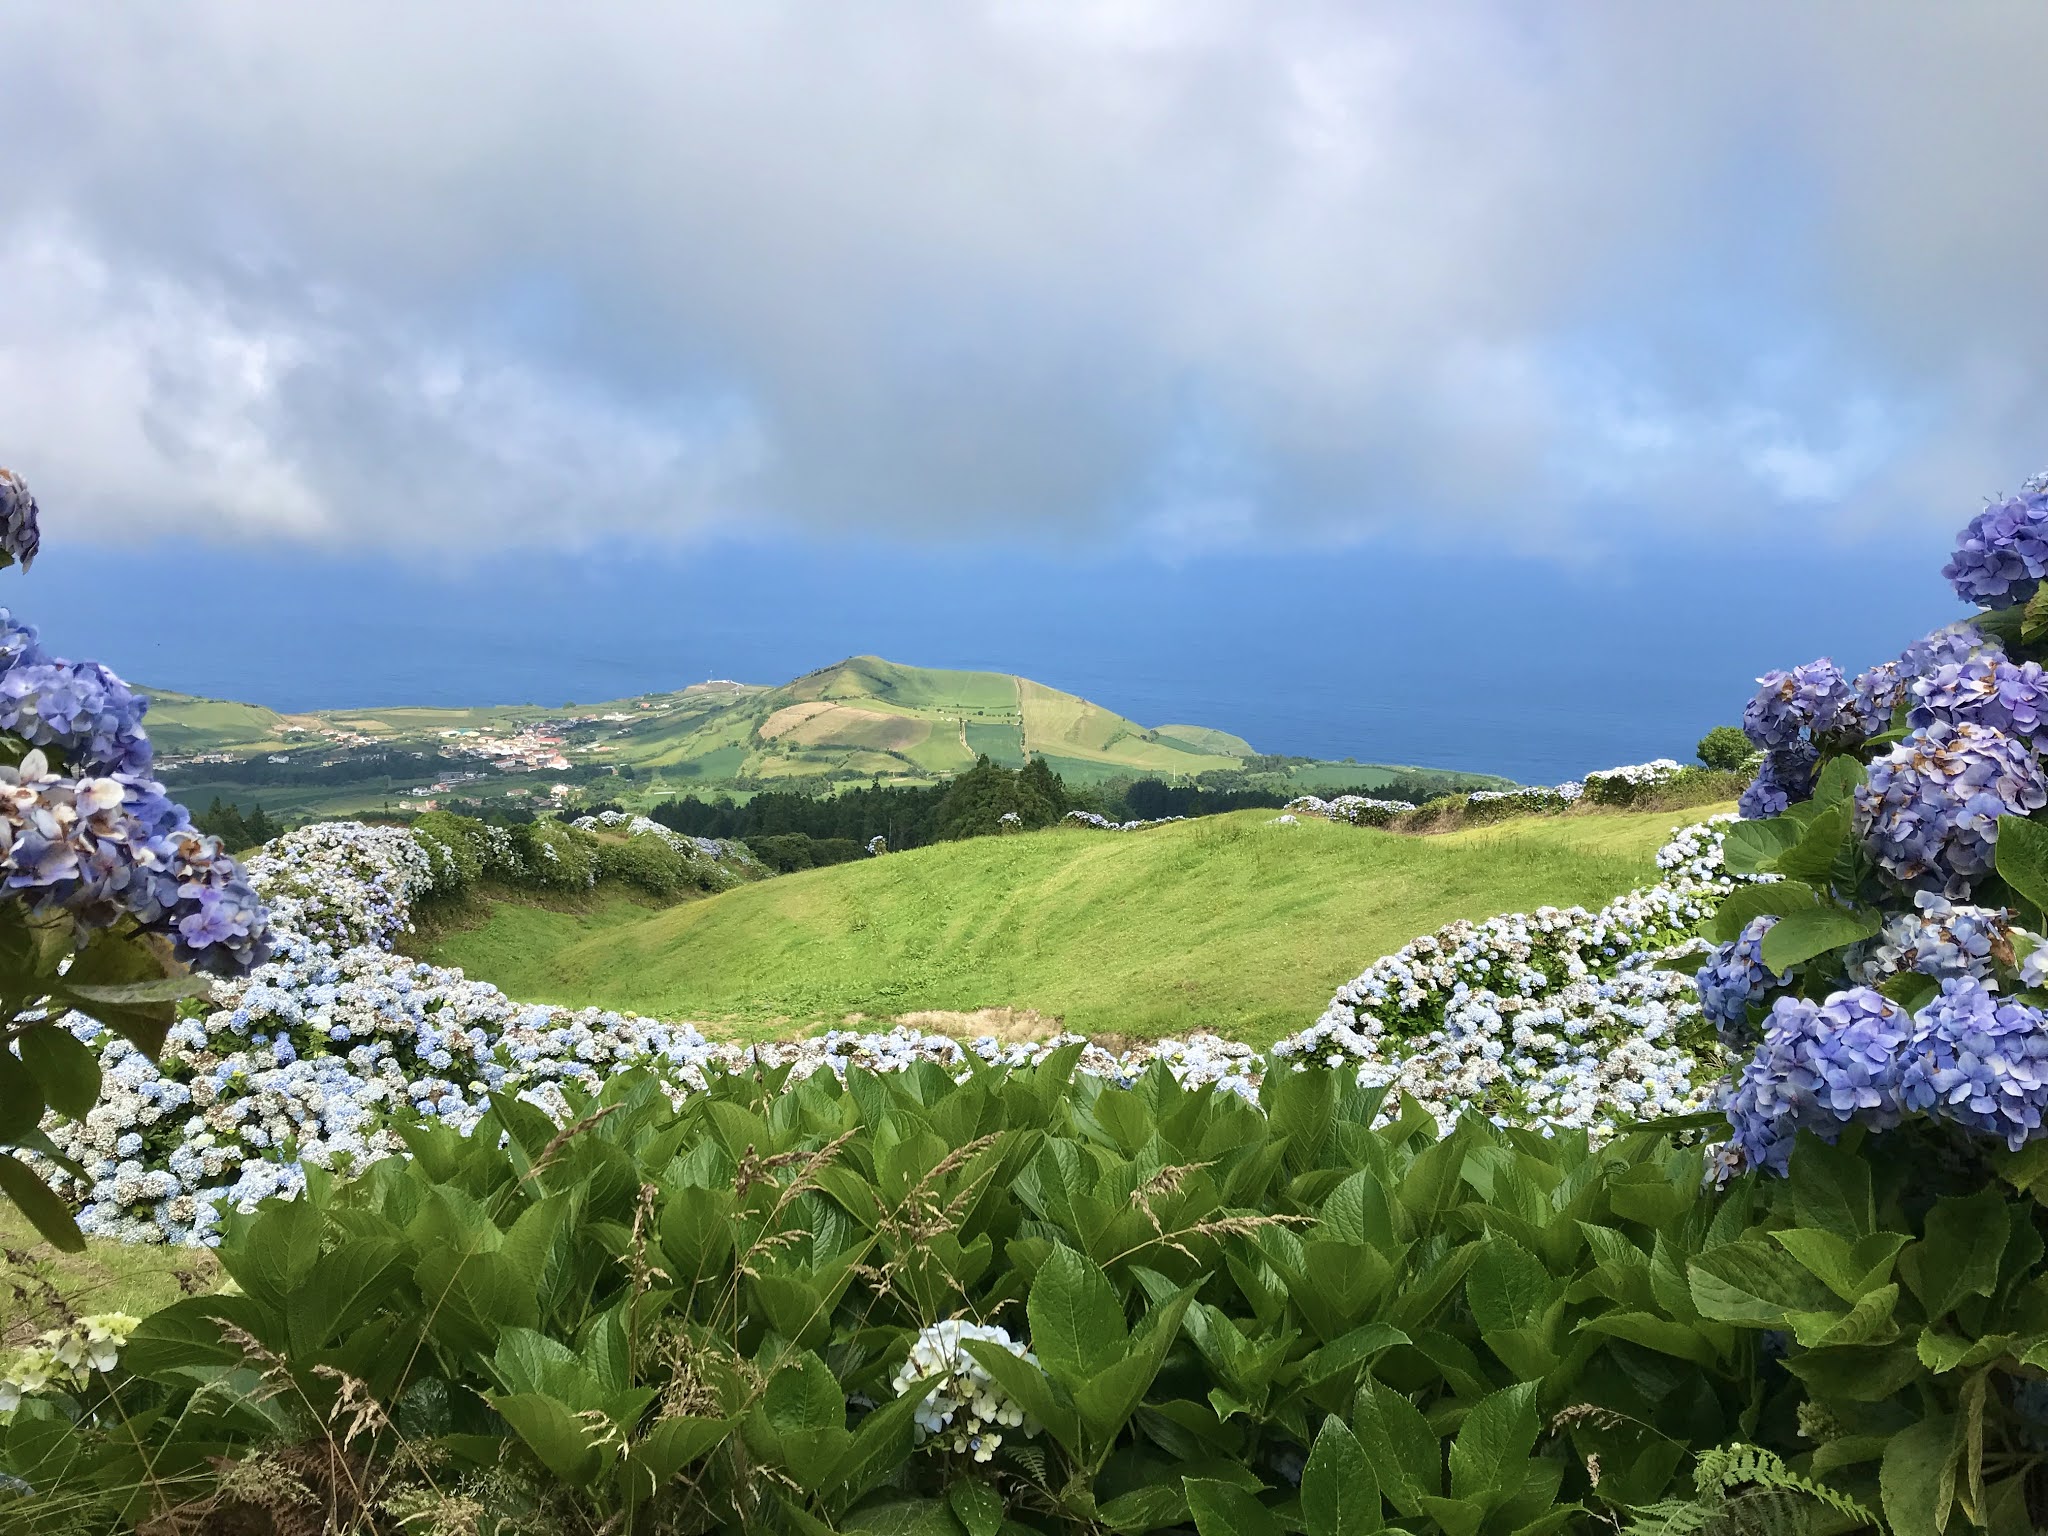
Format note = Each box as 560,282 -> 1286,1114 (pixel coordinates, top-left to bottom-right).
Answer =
1737,660 -> 1882,820
1695,917 -> 1787,1048
1902,978 -> 2048,1150
1908,654 -> 2048,748
1943,473 -> 2048,608
1723,989 -> 1910,1175
0,467 -> 37,570
1725,977 -> 2048,1172
1854,720 -> 2047,895
0,482 -> 270,977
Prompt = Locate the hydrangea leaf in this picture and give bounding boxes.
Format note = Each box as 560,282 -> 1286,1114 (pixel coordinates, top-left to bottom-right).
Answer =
1758,905 -> 1881,972
947,1480 -> 1005,1536
1184,1478 -> 1285,1536
1708,880 -> 1819,944
1898,1189 -> 2010,1321
1302,1416 -> 1383,1536
1721,817 -> 1803,875
2023,580 -> 2048,643
15,1022 -> 101,1119
1880,1414 -> 1959,1536
0,1147 -> 84,1251
1773,805 -> 1849,884
1995,813 -> 2048,912
0,1041 -> 46,1143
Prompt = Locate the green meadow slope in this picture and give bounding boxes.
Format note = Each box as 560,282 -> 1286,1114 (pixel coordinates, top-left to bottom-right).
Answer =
427,805 -> 1727,1043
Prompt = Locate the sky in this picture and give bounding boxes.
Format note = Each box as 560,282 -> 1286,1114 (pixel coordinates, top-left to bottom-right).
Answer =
2,3 -> 2044,781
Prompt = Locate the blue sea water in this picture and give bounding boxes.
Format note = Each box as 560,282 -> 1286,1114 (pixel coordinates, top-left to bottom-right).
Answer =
23,534 -> 1956,786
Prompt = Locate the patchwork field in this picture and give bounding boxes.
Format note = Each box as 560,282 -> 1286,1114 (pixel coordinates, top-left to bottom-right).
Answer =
425,804 -> 1727,1041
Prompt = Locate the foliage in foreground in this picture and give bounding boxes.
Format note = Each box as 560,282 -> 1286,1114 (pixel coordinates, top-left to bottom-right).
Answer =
9,1050 -> 2045,1533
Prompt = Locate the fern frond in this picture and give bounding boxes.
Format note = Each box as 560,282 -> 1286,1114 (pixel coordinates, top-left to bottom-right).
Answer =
1694,1443 -> 1877,1528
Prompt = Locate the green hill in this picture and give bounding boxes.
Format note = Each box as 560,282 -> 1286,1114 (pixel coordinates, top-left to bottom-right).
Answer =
425,804 -> 1726,1042
144,655 -> 1510,818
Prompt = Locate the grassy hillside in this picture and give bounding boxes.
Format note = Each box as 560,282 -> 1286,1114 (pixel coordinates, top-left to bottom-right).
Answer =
146,654 -> 1511,817
427,804 -> 1727,1043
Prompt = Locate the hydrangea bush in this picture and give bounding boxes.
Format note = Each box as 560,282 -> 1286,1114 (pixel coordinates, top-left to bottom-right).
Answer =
0,468 -> 271,1250
1702,463 -> 2048,1177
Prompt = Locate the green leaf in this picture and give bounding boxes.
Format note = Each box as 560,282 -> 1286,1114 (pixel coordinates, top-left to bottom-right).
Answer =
948,1480 -> 1005,1536
1302,1416 -> 1382,1536
0,1040 -> 46,1143
627,1415 -> 734,1495
2024,582 -> 2048,645
1097,1484 -> 1187,1534
1758,905 -> 1881,972
1919,1331 -> 2018,1375
1900,1189 -> 2010,1320
1774,805 -> 1848,884
1787,1134 -> 1875,1239
1028,1244 -> 1127,1387
16,1024 -> 100,1119
0,1148 -> 83,1251
1353,1380 -> 1441,1513
1997,813 -> 2048,912
1573,1312 -> 1718,1366
1882,1414 -> 1959,1536
1721,817 -> 1802,874
488,1390 -> 605,1485
1184,1478 -> 1284,1536
1812,754 -> 1869,810
1688,1241 -> 1839,1325
961,1339 -> 1078,1458
839,1497 -> 966,1534
56,929 -> 186,1056
1709,881 -> 1820,944
1448,1381 -> 1540,1502
1881,971 -> 1940,1011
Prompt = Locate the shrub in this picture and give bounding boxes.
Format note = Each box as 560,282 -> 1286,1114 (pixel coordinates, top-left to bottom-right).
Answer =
1695,724 -> 1756,772
409,808 -> 484,898
0,1057 -> 1806,1534
594,828 -> 692,896
517,817 -> 597,891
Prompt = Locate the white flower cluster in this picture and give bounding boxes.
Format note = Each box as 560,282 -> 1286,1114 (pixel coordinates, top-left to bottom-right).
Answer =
1063,810 -> 1185,831
1289,818 -> 1752,1136
1584,758 -> 1686,791
867,835 -> 890,856
244,822 -> 436,950
1468,783 -> 1585,811
1282,794 -> 1416,827
0,1313 -> 139,1414
890,1320 -> 1041,1462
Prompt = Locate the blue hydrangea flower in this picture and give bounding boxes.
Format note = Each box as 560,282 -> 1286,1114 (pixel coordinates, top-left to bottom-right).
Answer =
1855,721 -> 2048,895
1743,660 -> 1857,752
0,656 -> 152,776
0,467 -> 37,570
1909,654 -> 2048,748
1846,660 -> 1906,738
1944,473 -> 2048,608
1738,741 -> 1817,820
1902,976 -> 2048,1150
1899,621 -> 1999,680
1696,917 -> 1789,1048
1724,988 -> 1910,1175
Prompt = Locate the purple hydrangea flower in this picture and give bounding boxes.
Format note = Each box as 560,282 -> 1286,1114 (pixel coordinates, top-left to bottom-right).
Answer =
1862,890 -> 2009,986
1908,654 -> 2048,748
1723,988 -> 1911,1175
1696,916 -> 1789,1047
1846,660 -> 1906,738
1899,621 -> 1999,680
0,753 -> 272,976
0,656 -> 152,777
1738,741 -> 1817,821
1855,721 -> 2048,895
0,468 -> 37,571
1743,660 -> 1857,753
1902,976 -> 2048,1150
1944,473 -> 2048,608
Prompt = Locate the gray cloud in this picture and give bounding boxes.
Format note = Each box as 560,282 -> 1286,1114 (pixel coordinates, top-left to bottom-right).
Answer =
2,2 -> 2045,555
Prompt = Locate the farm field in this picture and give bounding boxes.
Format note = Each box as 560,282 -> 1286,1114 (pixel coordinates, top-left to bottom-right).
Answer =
143,655 -> 1512,821
426,803 -> 1728,1040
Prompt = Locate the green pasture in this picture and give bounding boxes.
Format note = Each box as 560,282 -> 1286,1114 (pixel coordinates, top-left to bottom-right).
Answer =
427,804 -> 1729,1043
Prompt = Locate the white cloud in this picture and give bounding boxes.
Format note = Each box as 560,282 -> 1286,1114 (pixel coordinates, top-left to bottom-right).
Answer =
0,2 -> 2044,554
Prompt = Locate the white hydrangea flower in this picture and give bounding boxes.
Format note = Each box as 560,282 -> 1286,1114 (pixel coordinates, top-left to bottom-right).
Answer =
890,1320 -> 1042,1462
